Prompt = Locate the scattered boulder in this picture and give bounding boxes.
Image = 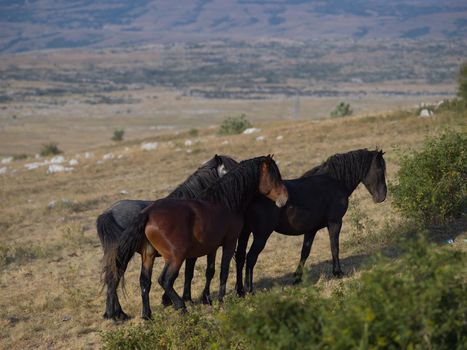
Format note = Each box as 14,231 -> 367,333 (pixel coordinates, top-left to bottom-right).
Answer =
50,155 -> 65,164
47,164 -> 73,174
141,142 -> 158,151
419,109 -> 434,118
1,157 -> 13,164
243,127 -> 261,134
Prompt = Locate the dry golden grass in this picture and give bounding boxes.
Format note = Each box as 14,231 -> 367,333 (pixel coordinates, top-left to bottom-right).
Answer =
0,105 -> 465,349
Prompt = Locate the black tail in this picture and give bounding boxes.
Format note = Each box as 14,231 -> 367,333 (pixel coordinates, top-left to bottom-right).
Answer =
102,210 -> 150,290
96,210 -> 124,256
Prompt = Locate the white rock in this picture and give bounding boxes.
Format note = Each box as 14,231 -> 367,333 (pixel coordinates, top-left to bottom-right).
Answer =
184,139 -> 193,146
243,128 -> 261,134
256,136 -> 266,141
0,167 -> 7,175
25,162 -> 41,170
141,142 -> 158,151
221,140 -> 229,145
119,190 -> 129,195
50,155 -> 65,164
276,135 -> 284,141
35,154 -> 41,159
84,152 -> 94,159
47,164 -> 73,174
102,153 -> 114,160
419,109 -> 433,117
1,157 -> 13,164
68,159 -> 79,166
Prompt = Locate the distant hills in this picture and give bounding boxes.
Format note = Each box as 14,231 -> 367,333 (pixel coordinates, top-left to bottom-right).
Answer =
1,0 -> 466,53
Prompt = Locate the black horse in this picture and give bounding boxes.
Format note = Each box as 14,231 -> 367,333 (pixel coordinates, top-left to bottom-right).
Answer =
234,149 -> 387,295
97,154 -> 238,320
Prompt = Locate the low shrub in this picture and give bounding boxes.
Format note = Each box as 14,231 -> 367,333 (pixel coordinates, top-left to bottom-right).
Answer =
390,130 -> 467,225
218,114 -> 252,135
330,102 -> 352,117
112,129 -> 125,142
40,142 -> 62,156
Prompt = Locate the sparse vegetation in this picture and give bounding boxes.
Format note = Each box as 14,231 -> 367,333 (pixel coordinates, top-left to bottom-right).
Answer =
40,142 -> 62,156
218,114 -> 252,135
391,130 -> 467,225
189,128 -> 199,137
330,102 -> 353,117
112,129 -> 125,142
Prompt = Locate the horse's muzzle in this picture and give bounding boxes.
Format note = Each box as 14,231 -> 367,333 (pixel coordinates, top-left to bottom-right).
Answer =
275,188 -> 289,208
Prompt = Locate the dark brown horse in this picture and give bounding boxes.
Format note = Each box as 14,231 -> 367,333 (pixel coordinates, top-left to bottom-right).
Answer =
234,149 -> 387,295
98,155 -> 238,321
107,155 -> 288,316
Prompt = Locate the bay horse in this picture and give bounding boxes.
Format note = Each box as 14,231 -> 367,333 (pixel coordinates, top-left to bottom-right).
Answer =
107,155 -> 288,316
234,149 -> 387,295
98,154 -> 238,320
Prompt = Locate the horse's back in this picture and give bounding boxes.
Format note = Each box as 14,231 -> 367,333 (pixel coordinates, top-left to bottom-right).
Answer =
108,199 -> 153,229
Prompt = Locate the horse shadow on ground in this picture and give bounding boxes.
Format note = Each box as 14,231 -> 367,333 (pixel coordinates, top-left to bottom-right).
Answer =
252,252 -> 371,292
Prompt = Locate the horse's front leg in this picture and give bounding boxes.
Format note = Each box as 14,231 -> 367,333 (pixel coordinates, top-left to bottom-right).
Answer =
201,251 -> 216,305
235,225 -> 251,297
328,220 -> 343,277
293,230 -> 317,284
182,258 -> 197,303
245,231 -> 272,294
218,240 -> 237,302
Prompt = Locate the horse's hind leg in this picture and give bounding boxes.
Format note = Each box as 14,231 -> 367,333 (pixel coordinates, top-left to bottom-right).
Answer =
294,230 -> 318,284
201,251 -> 216,305
104,267 -> 128,321
140,244 -> 156,320
328,220 -> 343,277
158,260 -> 186,311
182,258 -> 197,303
235,225 -> 250,297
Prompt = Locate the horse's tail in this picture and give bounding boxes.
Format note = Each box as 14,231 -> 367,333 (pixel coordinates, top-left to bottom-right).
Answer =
96,210 -> 124,257
102,210 -> 150,290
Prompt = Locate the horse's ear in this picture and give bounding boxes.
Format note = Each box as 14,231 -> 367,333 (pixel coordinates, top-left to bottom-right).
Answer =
214,154 -> 220,162
271,154 -> 275,159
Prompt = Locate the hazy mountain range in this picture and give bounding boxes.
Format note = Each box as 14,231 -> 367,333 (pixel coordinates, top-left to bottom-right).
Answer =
1,0 -> 466,53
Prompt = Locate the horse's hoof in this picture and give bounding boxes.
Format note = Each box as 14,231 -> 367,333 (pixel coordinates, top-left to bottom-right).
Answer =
116,312 -> 130,322
183,296 -> 194,304
201,295 -> 212,305
142,313 -> 152,321
161,294 -> 173,307
293,277 -> 302,285
236,286 -> 246,297
333,270 -> 344,278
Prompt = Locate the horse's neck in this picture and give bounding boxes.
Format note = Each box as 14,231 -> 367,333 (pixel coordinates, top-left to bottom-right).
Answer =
328,163 -> 364,195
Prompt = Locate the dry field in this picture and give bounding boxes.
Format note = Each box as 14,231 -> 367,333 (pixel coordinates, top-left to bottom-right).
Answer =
0,105 -> 465,349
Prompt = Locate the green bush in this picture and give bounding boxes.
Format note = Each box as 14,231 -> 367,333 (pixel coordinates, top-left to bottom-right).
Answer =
218,114 -> 252,135
102,236 -> 466,350
390,130 -> 467,225
330,102 -> 352,117
40,142 -> 62,156
112,129 -> 125,142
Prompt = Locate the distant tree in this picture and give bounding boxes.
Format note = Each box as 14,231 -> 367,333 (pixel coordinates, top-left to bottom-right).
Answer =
458,62 -> 467,101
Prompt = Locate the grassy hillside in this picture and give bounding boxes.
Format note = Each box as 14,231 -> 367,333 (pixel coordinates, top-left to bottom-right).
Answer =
0,104 -> 465,349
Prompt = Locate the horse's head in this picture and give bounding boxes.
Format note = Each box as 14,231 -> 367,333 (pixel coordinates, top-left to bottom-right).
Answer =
362,150 -> 387,203
259,155 -> 288,207
214,154 -> 238,178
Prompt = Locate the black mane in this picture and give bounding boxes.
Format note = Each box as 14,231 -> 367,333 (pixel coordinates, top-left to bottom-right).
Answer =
201,156 -> 281,213
301,149 -> 377,192
168,155 -> 238,199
